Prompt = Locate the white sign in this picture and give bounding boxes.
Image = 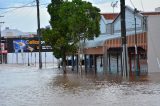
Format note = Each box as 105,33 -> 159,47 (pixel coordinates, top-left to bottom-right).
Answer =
1,43 -> 5,51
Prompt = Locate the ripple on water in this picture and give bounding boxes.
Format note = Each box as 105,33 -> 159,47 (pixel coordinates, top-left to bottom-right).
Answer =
0,65 -> 160,106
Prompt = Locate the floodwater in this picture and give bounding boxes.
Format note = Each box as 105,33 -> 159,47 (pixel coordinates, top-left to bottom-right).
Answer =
0,64 -> 160,106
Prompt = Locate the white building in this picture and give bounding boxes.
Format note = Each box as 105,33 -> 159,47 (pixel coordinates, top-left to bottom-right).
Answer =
147,15 -> 160,72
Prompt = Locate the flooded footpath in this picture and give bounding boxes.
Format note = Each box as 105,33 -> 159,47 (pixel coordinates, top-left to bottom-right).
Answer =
0,64 -> 160,106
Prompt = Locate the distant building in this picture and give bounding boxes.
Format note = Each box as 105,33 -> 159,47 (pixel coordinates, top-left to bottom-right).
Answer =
1,27 -> 37,38
155,7 -> 160,12
0,27 -> 56,65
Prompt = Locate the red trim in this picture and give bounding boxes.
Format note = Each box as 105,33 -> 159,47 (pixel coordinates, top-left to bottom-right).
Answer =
141,12 -> 160,16
101,13 -> 118,20
0,50 -> 8,54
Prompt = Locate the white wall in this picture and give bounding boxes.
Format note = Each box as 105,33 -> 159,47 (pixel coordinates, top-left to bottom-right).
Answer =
155,7 -> 160,12
147,15 -> 160,73
100,16 -> 107,34
7,52 -> 57,65
114,10 -> 142,32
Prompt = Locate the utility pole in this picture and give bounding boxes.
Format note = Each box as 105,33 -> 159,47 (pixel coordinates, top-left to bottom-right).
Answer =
0,16 -> 4,64
36,0 -> 42,69
134,8 -> 139,76
120,0 -> 129,77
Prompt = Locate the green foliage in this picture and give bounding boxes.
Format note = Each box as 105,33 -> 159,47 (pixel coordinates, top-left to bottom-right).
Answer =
42,0 -> 101,59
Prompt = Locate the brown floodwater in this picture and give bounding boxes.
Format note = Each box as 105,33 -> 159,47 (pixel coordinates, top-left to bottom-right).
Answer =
0,64 -> 160,106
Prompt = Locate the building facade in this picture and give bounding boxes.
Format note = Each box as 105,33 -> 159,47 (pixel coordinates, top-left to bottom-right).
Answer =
81,6 -> 160,74
80,6 -> 148,74
147,15 -> 160,72
0,27 -> 56,65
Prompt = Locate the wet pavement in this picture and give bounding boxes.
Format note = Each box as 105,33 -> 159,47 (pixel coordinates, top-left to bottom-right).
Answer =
0,64 -> 160,106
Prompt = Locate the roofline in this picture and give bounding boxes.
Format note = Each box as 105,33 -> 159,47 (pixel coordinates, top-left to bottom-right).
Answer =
141,12 -> 160,16
112,5 -> 144,23
101,15 -> 107,24
101,13 -> 119,15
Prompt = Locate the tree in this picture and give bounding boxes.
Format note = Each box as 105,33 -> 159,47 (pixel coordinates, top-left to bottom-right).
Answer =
42,0 -> 101,73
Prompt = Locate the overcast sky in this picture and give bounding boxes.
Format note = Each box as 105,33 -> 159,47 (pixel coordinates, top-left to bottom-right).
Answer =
0,0 -> 160,32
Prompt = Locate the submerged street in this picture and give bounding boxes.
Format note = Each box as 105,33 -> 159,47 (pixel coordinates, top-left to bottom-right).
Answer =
0,64 -> 160,106
0,0 -> 160,105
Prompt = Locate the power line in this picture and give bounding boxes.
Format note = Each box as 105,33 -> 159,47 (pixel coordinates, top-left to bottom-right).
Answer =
0,3 -> 49,15
0,1 -> 49,31
129,0 -> 136,9
0,5 -> 35,10
0,1 -> 36,10
0,3 -> 48,10
140,0 -> 144,11
0,0 -> 36,14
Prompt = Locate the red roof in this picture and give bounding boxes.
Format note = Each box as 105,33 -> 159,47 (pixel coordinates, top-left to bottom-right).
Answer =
101,13 -> 119,20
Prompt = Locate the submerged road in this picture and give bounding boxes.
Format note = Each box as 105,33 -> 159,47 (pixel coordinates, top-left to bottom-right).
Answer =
0,64 -> 160,106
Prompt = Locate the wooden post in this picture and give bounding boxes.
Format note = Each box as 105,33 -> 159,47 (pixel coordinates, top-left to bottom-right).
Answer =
94,55 -> 97,73
71,55 -> 74,71
76,55 -> 78,72
89,55 -> 93,69
100,55 -> 103,67
84,54 -> 87,72
109,53 -> 111,72
117,52 -> 119,73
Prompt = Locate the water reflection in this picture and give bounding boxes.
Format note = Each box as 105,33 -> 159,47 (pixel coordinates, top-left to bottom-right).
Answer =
48,71 -> 160,106
49,70 -> 150,92
0,64 -> 160,106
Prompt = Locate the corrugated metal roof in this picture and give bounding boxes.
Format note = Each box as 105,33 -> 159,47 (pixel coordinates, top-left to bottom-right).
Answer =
83,30 -> 144,48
